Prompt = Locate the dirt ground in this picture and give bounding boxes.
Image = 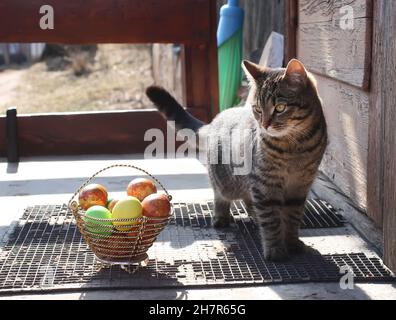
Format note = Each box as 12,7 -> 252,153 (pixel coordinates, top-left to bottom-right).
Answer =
0,44 -> 154,114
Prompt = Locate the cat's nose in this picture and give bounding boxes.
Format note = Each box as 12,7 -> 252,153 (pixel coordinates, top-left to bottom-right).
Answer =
260,114 -> 271,130
261,121 -> 270,130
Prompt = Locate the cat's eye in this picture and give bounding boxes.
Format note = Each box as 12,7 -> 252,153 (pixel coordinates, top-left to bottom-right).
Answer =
275,104 -> 287,113
253,105 -> 262,113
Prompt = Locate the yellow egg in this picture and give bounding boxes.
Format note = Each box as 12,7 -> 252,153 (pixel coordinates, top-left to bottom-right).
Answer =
111,196 -> 143,231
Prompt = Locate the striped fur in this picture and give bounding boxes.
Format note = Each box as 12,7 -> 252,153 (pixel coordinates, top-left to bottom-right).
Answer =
146,59 -> 328,261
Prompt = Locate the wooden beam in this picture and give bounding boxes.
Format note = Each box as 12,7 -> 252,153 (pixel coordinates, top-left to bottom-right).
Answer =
367,0 -> 385,228
181,0 -> 219,123
208,0 -> 220,120
284,0 -> 298,65
6,108 -> 19,162
0,109 -> 212,158
0,110 -> 181,156
378,0 -> 396,273
1,44 -> 10,65
0,0 -> 211,44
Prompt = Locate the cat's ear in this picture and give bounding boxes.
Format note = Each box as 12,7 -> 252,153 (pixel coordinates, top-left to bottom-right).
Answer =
284,59 -> 308,86
242,60 -> 265,82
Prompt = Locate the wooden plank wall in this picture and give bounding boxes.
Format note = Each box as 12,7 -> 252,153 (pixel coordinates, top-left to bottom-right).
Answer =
315,76 -> 369,211
368,0 -> 386,228
297,0 -> 373,215
299,0 -> 372,90
217,0 -> 285,60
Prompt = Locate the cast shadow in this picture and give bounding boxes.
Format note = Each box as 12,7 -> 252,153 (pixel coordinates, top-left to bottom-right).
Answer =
6,162 -> 19,174
77,262 -> 188,300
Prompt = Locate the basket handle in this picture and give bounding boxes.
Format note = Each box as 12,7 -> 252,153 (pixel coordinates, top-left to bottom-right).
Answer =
68,164 -> 172,213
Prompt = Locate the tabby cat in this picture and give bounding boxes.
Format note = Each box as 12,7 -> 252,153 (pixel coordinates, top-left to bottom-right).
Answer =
146,59 -> 328,261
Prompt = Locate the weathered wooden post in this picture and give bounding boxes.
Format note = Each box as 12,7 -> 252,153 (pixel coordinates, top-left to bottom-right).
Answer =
6,107 -> 19,163
1,43 -> 10,65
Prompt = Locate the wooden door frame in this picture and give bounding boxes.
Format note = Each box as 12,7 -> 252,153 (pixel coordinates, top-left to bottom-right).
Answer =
369,0 -> 396,272
0,0 -> 219,157
367,0 -> 385,230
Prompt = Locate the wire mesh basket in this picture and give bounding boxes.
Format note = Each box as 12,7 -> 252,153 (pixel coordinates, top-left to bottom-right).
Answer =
68,164 -> 173,266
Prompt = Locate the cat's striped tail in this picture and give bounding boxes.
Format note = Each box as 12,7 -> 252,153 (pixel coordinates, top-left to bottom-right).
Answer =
146,86 -> 204,132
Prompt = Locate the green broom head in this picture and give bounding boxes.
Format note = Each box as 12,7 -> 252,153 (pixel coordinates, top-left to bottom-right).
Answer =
217,0 -> 244,112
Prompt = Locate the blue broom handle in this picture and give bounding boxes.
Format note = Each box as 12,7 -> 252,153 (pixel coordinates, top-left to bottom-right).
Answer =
217,0 -> 244,47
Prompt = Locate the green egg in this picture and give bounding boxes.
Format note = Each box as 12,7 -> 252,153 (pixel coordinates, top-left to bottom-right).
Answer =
83,205 -> 113,236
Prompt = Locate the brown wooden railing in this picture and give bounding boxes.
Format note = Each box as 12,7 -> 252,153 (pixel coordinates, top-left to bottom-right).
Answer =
0,0 -> 219,157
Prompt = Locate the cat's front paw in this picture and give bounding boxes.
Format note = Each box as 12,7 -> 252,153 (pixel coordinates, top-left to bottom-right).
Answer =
264,245 -> 289,262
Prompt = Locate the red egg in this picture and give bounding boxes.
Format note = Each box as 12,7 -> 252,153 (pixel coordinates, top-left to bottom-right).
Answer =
78,184 -> 108,210
127,178 -> 157,201
142,193 -> 171,218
